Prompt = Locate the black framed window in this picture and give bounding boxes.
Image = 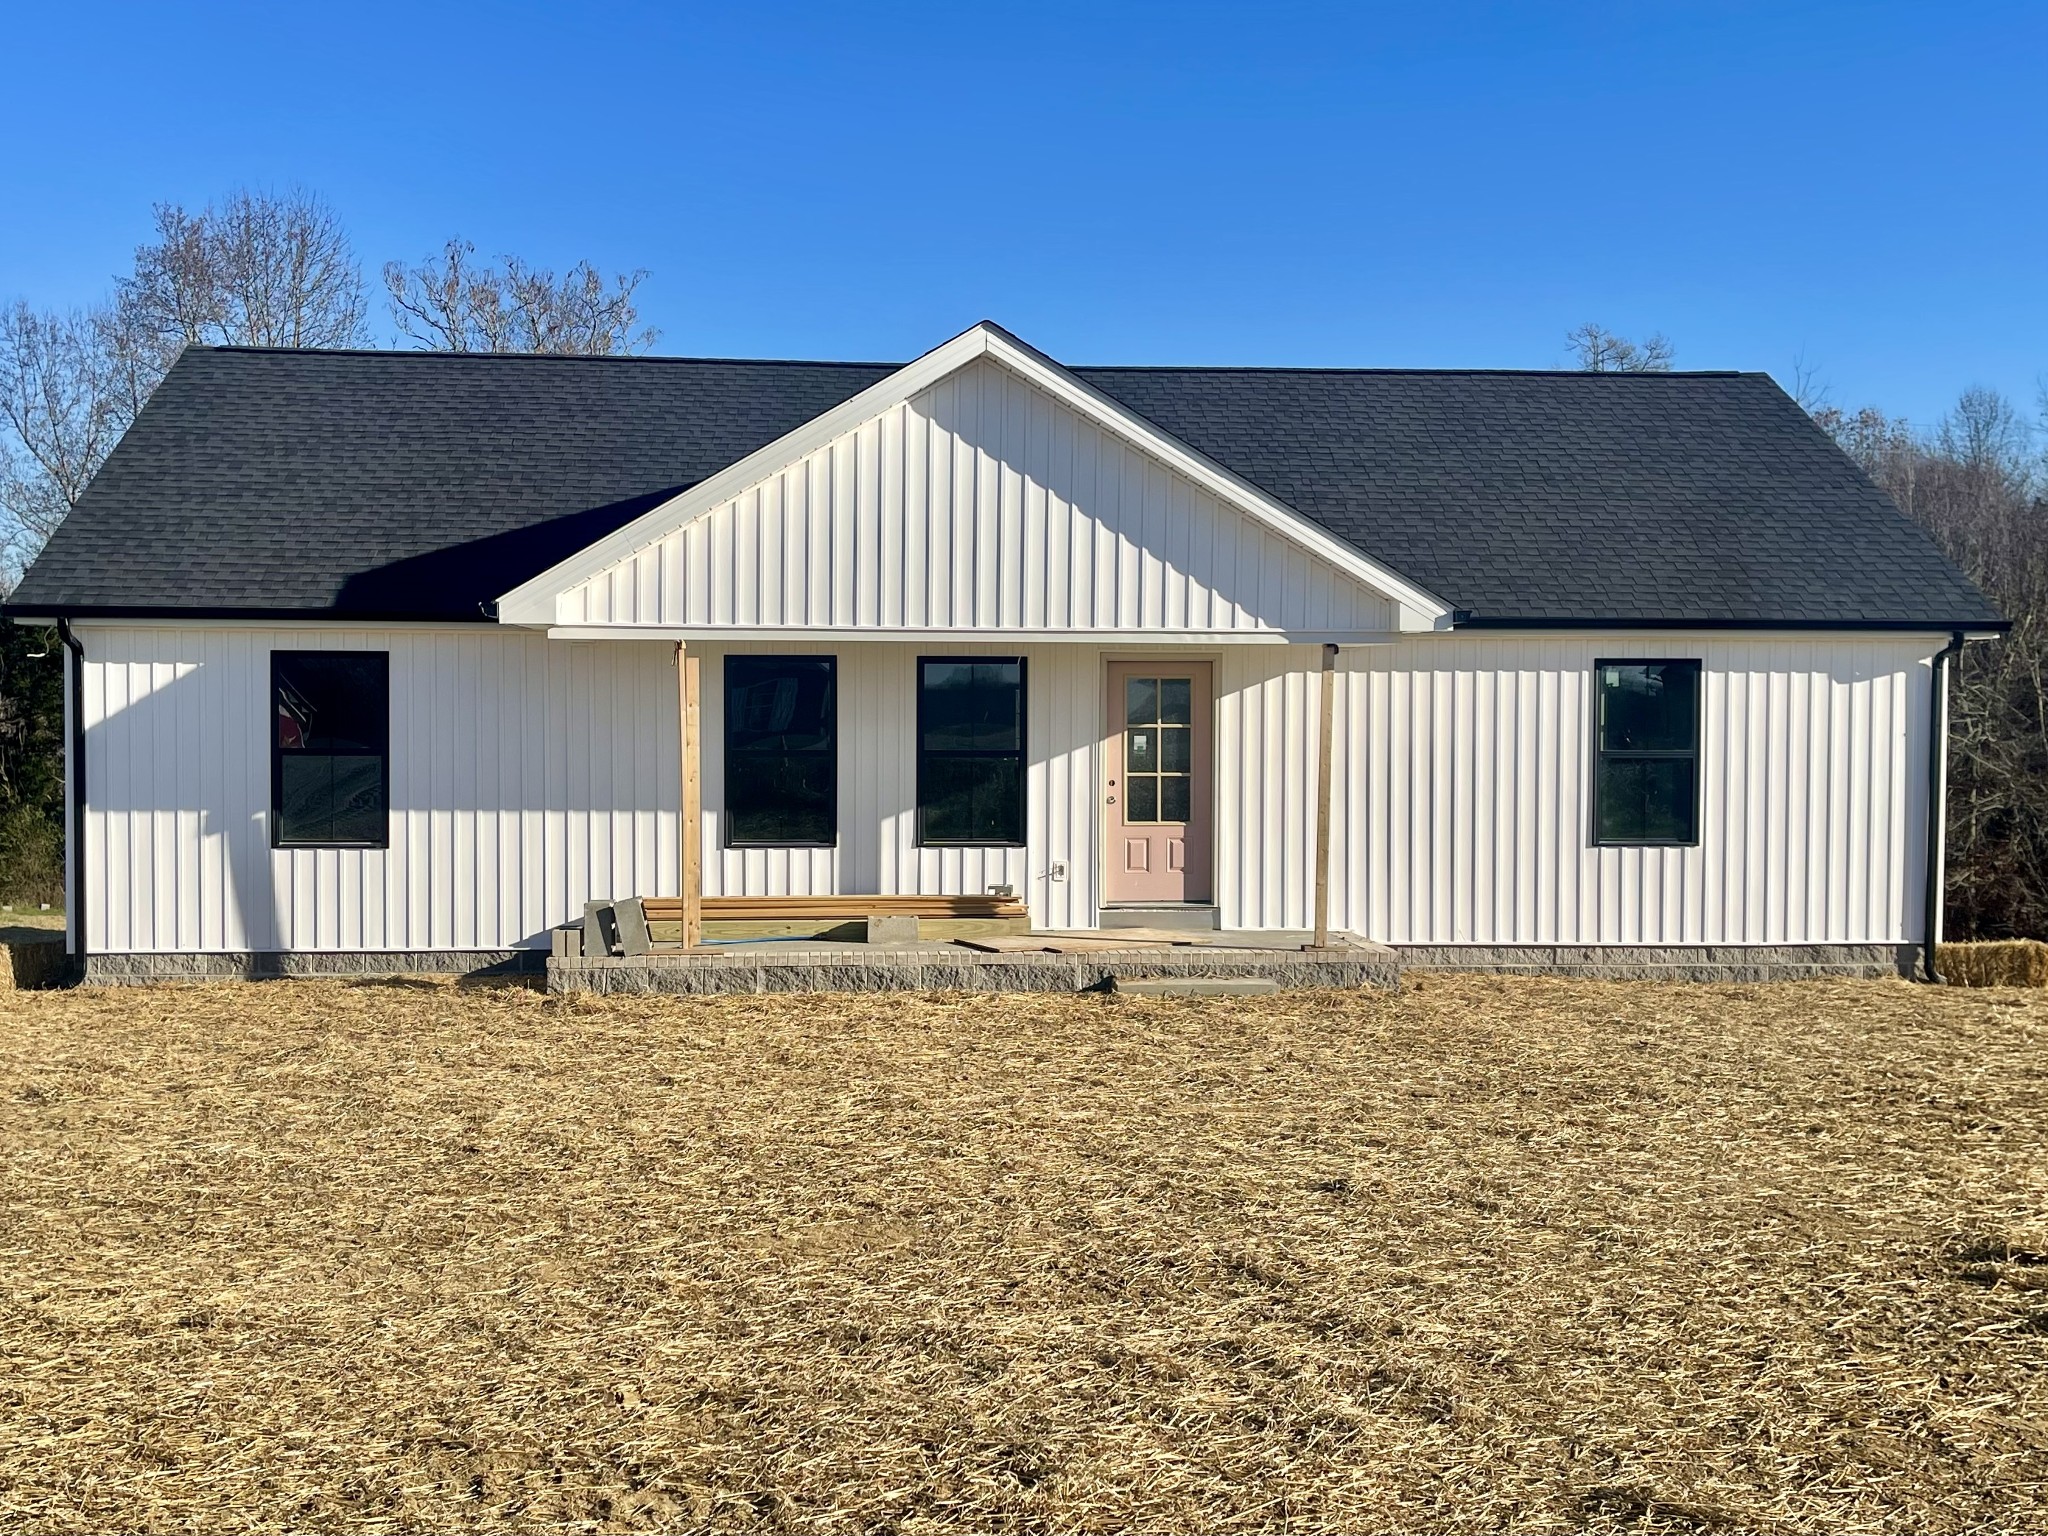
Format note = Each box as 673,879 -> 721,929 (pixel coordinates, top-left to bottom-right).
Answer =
725,656 -> 836,846
918,658 -> 1026,846
1594,660 -> 1701,845
272,651 -> 389,848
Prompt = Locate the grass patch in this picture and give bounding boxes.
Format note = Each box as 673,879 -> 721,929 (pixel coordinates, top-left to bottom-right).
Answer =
2,976 -> 2045,1531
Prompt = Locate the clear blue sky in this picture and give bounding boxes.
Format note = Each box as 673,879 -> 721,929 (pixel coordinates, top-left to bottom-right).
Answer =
3,0 -> 2041,426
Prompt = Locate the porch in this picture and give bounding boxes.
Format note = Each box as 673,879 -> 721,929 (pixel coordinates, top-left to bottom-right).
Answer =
548,896 -> 1400,995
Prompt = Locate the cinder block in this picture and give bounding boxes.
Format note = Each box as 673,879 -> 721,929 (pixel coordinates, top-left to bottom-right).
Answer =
864,913 -> 920,944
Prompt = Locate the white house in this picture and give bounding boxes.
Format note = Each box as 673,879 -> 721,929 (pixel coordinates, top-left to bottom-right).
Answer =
4,322 -> 2005,982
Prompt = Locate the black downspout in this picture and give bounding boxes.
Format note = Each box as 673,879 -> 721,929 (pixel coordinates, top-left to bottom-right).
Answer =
56,619 -> 85,982
1922,630 -> 1966,983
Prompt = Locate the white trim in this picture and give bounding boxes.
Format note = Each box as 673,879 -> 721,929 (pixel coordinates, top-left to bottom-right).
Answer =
542,624 -> 1403,646
494,321 -> 1455,628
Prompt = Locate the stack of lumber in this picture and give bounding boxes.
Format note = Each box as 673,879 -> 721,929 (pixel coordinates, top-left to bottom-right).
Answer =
643,894 -> 1027,922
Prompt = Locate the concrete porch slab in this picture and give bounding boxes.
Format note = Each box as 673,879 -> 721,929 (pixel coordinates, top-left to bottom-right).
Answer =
546,935 -> 1403,995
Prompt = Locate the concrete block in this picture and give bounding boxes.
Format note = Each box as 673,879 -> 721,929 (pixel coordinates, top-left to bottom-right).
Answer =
614,898 -> 653,956
863,913 -> 921,944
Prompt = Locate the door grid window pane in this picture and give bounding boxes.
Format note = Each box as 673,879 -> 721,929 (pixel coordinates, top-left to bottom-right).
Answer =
1120,674 -> 1196,826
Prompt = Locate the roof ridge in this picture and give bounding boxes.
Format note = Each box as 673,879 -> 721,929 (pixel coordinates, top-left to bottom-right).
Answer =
1075,365 -> 1756,378
185,344 -> 1758,379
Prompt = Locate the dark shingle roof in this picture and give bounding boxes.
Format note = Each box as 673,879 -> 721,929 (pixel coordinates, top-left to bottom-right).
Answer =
7,343 -> 2003,628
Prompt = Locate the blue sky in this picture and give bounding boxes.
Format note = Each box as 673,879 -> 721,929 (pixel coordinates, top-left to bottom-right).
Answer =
2,0 -> 2041,426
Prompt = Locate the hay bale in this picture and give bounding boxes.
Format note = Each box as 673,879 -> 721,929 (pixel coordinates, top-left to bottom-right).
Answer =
0,934 -> 68,990
1937,939 -> 2048,987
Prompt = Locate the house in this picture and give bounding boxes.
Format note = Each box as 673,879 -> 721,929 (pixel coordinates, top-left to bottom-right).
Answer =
3,322 -> 2006,983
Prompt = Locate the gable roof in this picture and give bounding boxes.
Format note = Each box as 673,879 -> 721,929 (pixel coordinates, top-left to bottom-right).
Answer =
6,330 -> 2004,630
497,322 -> 1450,630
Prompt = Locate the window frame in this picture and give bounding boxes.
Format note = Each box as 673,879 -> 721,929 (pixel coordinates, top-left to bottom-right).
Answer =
1591,657 -> 1703,848
722,653 -> 839,849
915,655 -> 1028,849
269,650 -> 391,851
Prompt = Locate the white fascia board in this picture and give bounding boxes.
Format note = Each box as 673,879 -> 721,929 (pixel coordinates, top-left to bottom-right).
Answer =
497,321 -> 1454,628
543,624 -> 1404,646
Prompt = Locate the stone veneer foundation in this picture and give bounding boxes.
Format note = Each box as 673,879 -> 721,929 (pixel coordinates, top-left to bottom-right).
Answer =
82,949 -> 544,983
72,942 -> 1918,988
1392,943 -> 1920,982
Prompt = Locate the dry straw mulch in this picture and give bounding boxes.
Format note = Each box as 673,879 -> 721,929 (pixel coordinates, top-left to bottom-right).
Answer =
3,976 -> 2045,1533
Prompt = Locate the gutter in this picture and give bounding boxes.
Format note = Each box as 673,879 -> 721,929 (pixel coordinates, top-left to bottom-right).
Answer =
1921,630 -> 1967,984
55,619 -> 85,980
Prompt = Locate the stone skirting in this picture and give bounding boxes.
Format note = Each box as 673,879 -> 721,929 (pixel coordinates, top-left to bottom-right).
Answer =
1393,943 -> 1920,982
547,944 -> 1403,996
82,949 -> 545,984
71,941 -> 1921,988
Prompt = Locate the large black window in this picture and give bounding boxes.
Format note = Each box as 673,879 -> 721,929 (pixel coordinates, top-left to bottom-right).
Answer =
272,652 -> 389,848
918,658 -> 1026,846
1594,660 -> 1700,845
725,656 -> 836,846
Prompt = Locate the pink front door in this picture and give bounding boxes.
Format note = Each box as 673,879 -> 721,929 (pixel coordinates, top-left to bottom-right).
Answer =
1104,661 -> 1212,904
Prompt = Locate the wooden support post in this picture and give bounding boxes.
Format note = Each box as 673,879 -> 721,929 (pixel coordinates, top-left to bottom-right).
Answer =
677,642 -> 703,950
1312,642 -> 1338,950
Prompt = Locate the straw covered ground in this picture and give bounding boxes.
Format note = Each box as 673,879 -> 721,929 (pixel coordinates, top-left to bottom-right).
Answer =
3,976 -> 2045,1533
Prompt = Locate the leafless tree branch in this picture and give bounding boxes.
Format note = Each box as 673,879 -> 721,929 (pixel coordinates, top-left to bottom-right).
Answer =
384,240 -> 658,355
1568,323 -> 1675,372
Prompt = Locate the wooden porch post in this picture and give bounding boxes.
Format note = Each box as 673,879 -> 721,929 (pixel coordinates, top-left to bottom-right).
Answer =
1312,642 -> 1338,950
677,641 -> 702,950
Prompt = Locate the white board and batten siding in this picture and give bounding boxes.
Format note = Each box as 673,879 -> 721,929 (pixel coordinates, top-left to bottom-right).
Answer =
552,357 -> 1398,638
76,622 -> 1941,956
77,625 -> 679,955
73,626 -> 1106,954
1325,632 -> 1935,946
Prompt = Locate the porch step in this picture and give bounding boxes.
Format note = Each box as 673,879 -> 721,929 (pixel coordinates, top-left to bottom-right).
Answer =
1098,904 -> 1220,932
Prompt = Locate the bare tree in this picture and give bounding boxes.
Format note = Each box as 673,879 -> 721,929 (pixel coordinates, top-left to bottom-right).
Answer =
1568,323 -> 1675,372
1787,350 -> 1830,412
0,304 -> 140,584
116,188 -> 369,379
384,240 -> 657,355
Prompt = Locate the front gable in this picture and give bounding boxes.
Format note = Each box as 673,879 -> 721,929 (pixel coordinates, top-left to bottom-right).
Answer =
498,324 -> 1449,637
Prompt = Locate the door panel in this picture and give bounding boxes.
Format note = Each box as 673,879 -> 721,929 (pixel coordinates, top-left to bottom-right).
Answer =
1105,661 -> 1212,903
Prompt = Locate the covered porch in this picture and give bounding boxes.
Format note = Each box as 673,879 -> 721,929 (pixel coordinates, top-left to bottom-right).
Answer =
544,626 -> 1376,994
